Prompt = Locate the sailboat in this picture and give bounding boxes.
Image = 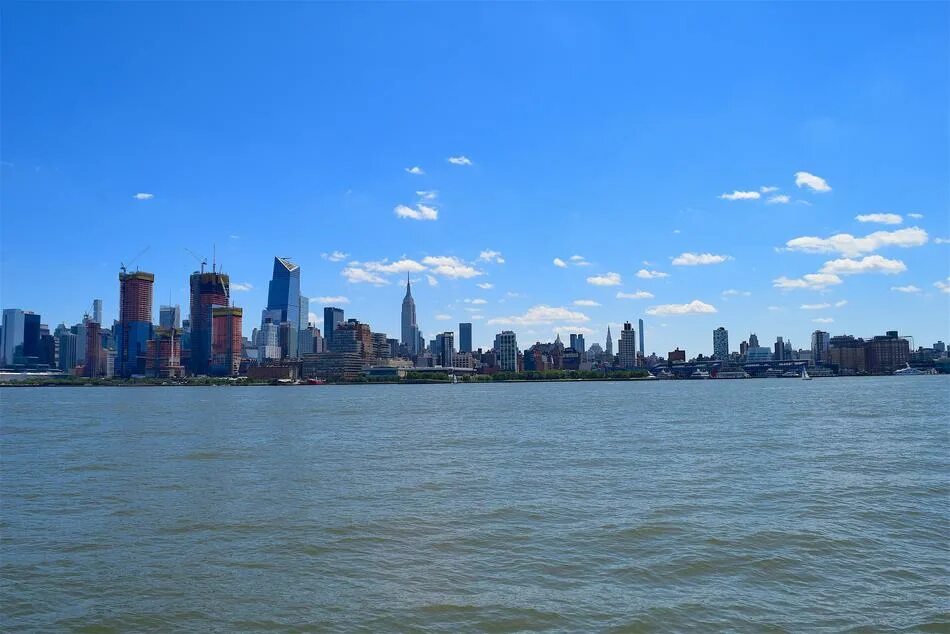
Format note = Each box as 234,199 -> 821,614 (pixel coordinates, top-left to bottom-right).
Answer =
801,367 -> 812,380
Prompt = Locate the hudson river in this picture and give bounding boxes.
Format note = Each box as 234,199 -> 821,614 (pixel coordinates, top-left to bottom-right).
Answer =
2,378 -> 947,631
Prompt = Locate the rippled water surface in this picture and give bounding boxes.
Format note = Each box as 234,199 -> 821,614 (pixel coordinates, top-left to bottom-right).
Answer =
2,378 -> 948,631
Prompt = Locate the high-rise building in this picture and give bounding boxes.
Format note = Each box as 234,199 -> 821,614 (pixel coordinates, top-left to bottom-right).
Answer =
84,320 -> 104,378
459,322 -> 472,354
211,306 -> 242,376
22,312 -> 41,361
145,328 -> 184,378
58,328 -> 79,372
829,335 -> 866,374
331,319 -> 373,360
160,305 -> 181,330
324,307 -> 344,348
401,274 -> 418,354
116,270 -> 154,377
493,330 -> 518,371
749,333 -> 760,348
668,348 -> 686,363
189,270 -> 230,375
638,318 -> 645,358
713,327 -> 729,360
1,309 -> 25,367
435,331 -> 455,367
618,322 -> 637,368
605,326 -> 613,358
92,299 -> 103,325
811,330 -> 830,365
774,337 -> 785,361
576,334 -> 586,354
866,330 -> 910,374
265,257 -> 301,357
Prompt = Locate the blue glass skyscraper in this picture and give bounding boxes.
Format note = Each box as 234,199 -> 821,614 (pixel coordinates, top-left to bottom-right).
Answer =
265,257 -> 301,357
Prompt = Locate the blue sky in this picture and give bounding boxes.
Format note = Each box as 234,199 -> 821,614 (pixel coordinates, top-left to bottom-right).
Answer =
2,2 -> 948,354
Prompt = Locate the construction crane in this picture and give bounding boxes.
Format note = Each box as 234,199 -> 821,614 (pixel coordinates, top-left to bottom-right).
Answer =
184,247 -> 208,274
120,246 -> 150,273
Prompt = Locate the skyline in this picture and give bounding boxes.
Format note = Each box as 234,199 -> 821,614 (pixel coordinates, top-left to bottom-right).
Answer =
2,2 -> 949,354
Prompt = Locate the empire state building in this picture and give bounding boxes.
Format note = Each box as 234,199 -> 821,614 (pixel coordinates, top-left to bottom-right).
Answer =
401,274 -> 418,354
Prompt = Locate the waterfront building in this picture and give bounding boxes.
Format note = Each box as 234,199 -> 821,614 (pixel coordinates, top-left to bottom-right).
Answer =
145,328 -> 184,378
257,320 -> 281,361
459,322 -> 472,354
58,329 -> 78,372
638,319 -> 645,358
811,330 -> 830,365
829,336 -> 867,375
493,330 -> 518,372
324,306 -> 344,349
1,309 -> 25,366
618,322 -> 637,368
92,299 -> 103,325
160,305 -> 181,330
605,326 -> 613,358
435,331 -> 455,367
713,326 -> 729,360
401,274 -> 418,355
211,306 -> 242,376
301,352 -> 364,382
668,348 -> 686,363
188,270 -> 230,375
746,346 -> 772,363
866,330 -> 910,374
371,332 -> 390,360
116,270 -> 154,377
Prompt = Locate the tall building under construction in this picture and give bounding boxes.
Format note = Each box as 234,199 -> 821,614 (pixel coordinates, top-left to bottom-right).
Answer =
116,270 -> 154,377
211,306 -> 242,376
189,270 -> 230,375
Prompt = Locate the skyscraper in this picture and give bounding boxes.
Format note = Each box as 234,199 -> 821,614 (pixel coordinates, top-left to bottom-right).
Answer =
493,330 -> 518,371
401,274 -> 418,354
459,322 -> 472,353
618,322 -> 637,368
1,309 -> 25,367
265,257 -> 301,357
92,299 -> 103,325
324,306 -> 344,347
774,336 -> 785,361
749,333 -> 760,348
189,270 -> 230,375
435,331 -> 455,367
160,305 -> 181,329
211,306 -> 242,376
811,330 -> 830,365
116,270 -> 154,377
605,326 -> 613,358
638,318 -> 645,357
713,327 -> 729,360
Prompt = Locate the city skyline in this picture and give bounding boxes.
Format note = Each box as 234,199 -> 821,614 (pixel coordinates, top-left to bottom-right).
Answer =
2,3 -> 948,355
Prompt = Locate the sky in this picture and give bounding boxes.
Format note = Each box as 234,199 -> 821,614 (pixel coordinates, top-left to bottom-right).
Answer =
2,2 -> 948,355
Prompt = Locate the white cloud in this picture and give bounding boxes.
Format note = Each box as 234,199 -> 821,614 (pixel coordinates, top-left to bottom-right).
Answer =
760,186 -> 779,193
812,317 -> 835,324
819,255 -> 907,276
447,156 -> 472,166
308,312 -> 318,326
321,250 -> 348,262
435,314 -> 452,320
394,203 -> 438,221
672,229 -> 681,234
573,299 -> 601,307
229,234 -> 240,240
586,272 -> 622,286
767,306 -> 783,311
551,325 -> 595,335
645,300 -> 717,316
553,258 -> 568,268
637,269 -> 669,279
361,258 -> 427,274
405,166 -> 424,175
342,267 -> 389,285
907,213 -> 924,219
463,307 -> 482,313
471,315 -> 484,320
800,303 -> 831,310
672,252 -> 731,266
935,277 -> 950,294
422,255 -> 483,279
616,290 -> 654,299
835,300 -> 848,307
464,298 -> 488,305
315,295 -> 350,304
935,238 -> 950,245
426,275 -> 439,287
785,227 -> 928,257
891,285 -> 920,293
795,171 -> 832,192
721,289 -> 751,297
487,305 -> 590,326
719,190 -> 761,201
855,213 -> 902,225
773,273 -> 843,290
767,194 -> 791,204
416,190 -> 437,200
479,250 -> 505,264
568,255 -> 591,266
132,192 -> 154,200
476,282 -> 494,289
231,282 -> 253,292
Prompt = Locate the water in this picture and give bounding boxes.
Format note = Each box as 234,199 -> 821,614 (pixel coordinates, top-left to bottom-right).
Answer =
2,378 -> 948,631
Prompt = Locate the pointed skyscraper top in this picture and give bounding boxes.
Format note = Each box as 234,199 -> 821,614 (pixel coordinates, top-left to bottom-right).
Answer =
405,272 -> 412,297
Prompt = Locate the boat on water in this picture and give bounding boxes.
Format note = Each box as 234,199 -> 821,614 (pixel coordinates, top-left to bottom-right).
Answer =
780,370 -> 800,378
802,367 -> 812,380
452,374 -> 458,384
689,369 -> 710,379
305,378 -> 326,385
893,363 -> 933,376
